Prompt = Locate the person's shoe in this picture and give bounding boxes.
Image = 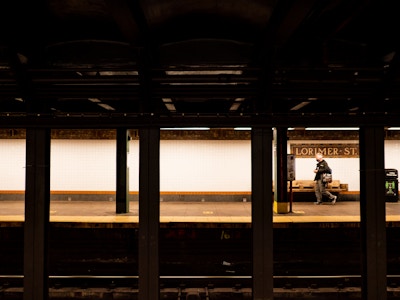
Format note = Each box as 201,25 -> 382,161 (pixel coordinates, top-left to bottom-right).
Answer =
331,195 -> 337,205
314,201 -> 322,205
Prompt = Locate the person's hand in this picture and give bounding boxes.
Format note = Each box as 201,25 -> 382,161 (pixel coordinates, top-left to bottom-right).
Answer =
313,169 -> 318,173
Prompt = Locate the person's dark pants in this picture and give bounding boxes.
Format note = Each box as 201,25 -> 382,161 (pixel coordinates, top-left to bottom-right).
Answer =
315,179 -> 335,202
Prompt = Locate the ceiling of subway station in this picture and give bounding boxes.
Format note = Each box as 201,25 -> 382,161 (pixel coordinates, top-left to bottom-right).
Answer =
1,0 -> 400,127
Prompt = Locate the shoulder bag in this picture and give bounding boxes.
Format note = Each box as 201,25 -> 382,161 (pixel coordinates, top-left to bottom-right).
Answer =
322,173 -> 333,183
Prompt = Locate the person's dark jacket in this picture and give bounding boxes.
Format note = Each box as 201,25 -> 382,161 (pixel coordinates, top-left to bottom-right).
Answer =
314,159 -> 332,181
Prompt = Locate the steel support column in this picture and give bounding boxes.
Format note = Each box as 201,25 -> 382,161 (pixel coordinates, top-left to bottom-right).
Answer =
252,127 -> 274,300
138,128 -> 160,300
116,128 -> 130,213
359,126 -> 387,300
273,127 -> 289,213
24,128 -> 51,300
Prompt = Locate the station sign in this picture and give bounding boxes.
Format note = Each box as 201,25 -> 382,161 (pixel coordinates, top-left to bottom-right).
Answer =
290,144 -> 359,158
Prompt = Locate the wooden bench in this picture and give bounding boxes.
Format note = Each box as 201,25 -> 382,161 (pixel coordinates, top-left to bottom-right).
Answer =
287,180 -> 348,193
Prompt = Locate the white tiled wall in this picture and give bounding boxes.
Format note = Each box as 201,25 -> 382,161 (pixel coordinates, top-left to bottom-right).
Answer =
1,138 -> 400,192
160,140 -> 251,191
51,140 -> 117,191
0,139 -> 26,190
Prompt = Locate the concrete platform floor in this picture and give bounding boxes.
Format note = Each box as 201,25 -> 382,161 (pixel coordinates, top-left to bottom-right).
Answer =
0,200 -> 399,224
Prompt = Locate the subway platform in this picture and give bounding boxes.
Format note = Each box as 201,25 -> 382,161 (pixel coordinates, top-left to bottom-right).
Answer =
0,199 -> 399,227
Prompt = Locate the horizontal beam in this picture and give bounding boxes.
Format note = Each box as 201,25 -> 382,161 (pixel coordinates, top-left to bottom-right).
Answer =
0,112 -> 398,128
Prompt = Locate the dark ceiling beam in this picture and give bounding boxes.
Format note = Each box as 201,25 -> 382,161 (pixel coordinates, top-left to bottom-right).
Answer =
321,0 -> 371,38
0,112 -> 400,129
318,0 -> 373,64
257,0 -> 319,55
104,0 -> 161,112
152,86 -> 259,98
7,0 -> 50,114
11,0 -> 50,70
267,0 -> 320,47
104,0 -> 142,44
252,0 -> 319,113
29,86 -> 256,99
31,78 -> 140,84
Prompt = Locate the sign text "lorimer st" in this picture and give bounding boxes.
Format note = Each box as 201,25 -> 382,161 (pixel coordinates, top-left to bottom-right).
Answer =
290,144 -> 359,158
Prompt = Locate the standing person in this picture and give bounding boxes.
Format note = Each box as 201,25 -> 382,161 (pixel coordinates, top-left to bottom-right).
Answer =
313,152 -> 337,205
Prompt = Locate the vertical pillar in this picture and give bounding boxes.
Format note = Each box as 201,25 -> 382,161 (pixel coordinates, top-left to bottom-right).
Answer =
252,127 -> 274,300
273,127 -> 289,213
116,128 -> 130,213
24,128 -> 51,300
138,128 -> 160,300
359,126 -> 387,300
